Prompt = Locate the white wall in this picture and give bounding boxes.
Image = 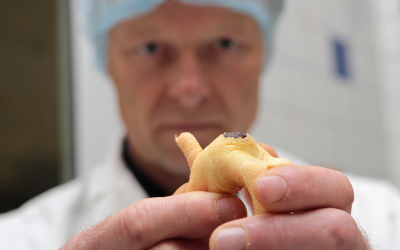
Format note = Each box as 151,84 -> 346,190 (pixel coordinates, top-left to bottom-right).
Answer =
372,0 -> 400,186
71,0 -> 123,175
253,0 -> 387,179
252,0 -> 400,185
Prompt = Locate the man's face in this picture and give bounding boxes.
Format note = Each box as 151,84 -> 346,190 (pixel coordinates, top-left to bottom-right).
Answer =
108,0 -> 264,176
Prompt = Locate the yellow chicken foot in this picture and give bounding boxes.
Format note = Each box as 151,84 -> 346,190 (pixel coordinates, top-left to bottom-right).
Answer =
175,132 -> 293,215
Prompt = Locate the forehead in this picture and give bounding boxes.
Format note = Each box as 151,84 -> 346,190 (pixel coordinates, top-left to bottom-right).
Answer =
110,1 -> 260,41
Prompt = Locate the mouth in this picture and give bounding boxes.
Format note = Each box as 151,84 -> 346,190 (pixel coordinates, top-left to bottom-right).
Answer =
158,122 -> 224,148
162,123 -> 219,132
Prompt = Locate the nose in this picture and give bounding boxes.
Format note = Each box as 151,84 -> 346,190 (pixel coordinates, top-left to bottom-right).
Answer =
167,51 -> 210,108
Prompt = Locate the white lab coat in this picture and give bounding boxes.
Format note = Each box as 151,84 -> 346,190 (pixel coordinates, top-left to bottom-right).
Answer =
1,136 -> 400,249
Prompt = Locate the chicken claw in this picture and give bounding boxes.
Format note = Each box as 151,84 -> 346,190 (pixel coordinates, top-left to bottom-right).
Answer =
175,132 -> 293,215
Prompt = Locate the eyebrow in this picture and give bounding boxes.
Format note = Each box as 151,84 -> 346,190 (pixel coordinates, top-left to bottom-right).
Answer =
215,15 -> 255,34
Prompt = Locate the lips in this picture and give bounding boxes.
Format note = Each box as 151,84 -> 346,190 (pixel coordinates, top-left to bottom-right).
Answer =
158,122 -> 224,148
162,123 -> 218,131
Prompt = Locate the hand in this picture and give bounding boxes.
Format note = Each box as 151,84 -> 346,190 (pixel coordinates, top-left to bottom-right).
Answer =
208,144 -> 371,250
59,192 -> 246,250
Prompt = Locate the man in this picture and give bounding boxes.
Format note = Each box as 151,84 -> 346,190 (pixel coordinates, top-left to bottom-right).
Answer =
1,0 -> 400,249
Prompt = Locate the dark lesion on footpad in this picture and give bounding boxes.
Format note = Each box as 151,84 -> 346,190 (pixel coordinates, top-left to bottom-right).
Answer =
224,132 -> 247,139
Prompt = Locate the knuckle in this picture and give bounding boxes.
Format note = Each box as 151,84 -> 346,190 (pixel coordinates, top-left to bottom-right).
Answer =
183,193 -> 208,224
305,167 -> 355,208
301,167 -> 319,199
325,209 -> 359,249
295,166 -> 323,202
116,203 -> 149,246
184,198 -> 195,224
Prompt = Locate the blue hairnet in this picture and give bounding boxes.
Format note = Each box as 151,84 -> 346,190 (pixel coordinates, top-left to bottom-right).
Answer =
81,0 -> 284,70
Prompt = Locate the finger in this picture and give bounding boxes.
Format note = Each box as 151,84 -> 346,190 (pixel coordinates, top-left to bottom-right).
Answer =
253,165 -> 354,213
259,143 -> 279,158
60,192 -> 246,250
210,208 -> 368,250
148,237 -> 209,250
174,183 -> 189,195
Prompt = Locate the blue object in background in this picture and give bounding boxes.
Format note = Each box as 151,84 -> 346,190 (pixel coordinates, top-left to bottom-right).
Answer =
333,39 -> 350,79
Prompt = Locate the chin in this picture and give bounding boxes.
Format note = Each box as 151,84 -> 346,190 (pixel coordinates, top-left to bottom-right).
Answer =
159,147 -> 191,177
155,136 -> 189,172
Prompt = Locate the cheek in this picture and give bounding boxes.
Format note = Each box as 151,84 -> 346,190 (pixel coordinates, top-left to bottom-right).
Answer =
113,69 -> 141,115
111,59 -> 163,134
211,58 -> 261,121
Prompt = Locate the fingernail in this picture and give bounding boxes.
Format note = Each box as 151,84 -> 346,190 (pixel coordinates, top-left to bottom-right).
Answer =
216,197 -> 246,223
217,227 -> 247,250
258,175 -> 287,203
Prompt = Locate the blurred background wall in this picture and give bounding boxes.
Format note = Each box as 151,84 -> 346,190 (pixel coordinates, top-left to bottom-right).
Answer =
0,0 -> 59,213
70,0 -> 123,176
252,0 -> 400,185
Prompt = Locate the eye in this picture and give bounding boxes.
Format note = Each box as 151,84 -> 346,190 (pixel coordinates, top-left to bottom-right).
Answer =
139,42 -> 161,55
217,38 -> 235,50
203,37 -> 238,61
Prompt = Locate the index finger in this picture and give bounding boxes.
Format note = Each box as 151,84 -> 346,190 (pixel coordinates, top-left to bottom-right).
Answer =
60,192 -> 246,250
253,165 -> 354,213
